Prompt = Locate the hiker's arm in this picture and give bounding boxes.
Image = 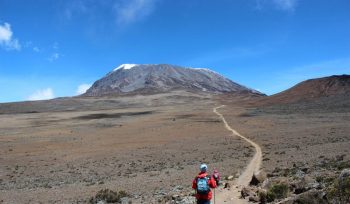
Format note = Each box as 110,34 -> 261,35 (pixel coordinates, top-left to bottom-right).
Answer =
192,178 -> 197,189
209,176 -> 217,188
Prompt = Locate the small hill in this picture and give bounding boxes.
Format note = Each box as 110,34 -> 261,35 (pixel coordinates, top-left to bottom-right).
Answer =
83,64 -> 264,96
258,75 -> 350,105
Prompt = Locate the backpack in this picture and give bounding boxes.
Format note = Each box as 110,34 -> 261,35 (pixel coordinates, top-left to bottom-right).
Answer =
196,176 -> 210,195
213,173 -> 220,184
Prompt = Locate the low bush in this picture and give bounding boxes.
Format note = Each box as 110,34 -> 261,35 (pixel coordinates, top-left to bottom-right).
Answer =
90,189 -> 129,204
266,183 -> 289,202
327,177 -> 350,203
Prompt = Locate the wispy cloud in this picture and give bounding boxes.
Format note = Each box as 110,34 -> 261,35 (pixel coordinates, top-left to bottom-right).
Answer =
114,0 -> 159,25
33,46 -> 40,52
0,22 -> 21,51
23,41 -> 42,53
63,0 -> 88,20
47,42 -> 61,61
76,83 -> 91,95
27,88 -> 55,101
273,0 -> 298,11
48,53 -> 60,62
255,0 -> 298,12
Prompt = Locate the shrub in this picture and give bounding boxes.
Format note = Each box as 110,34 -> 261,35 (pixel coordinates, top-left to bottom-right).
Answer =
118,190 -> 128,198
327,177 -> 350,203
90,189 -> 129,204
266,183 -> 289,202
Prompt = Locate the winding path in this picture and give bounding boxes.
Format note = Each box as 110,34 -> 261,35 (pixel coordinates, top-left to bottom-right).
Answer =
213,105 -> 262,203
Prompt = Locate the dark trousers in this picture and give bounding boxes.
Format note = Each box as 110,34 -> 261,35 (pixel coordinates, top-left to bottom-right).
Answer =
197,199 -> 211,204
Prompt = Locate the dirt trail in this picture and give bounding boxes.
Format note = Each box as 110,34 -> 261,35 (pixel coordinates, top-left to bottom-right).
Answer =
213,105 -> 262,203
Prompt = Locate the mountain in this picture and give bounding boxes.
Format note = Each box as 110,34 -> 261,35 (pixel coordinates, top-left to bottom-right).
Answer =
84,64 -> 264,96
258,75 -> 350,105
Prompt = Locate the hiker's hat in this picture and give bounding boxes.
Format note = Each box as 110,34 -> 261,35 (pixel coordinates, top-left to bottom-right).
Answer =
200,164 -> 208,172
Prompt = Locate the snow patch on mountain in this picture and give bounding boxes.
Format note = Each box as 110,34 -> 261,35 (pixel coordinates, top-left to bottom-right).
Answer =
113,64 -> 138,71
191,67 -> 222,75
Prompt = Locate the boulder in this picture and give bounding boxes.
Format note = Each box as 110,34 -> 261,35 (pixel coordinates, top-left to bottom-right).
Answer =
241,186 -> 256,199
339,168 -> 350,189
301,167 -> 309,173
250,170 -> 267,186
120,197 -> 130,204
175,196 -> 196,204
261,178 -> 271,189
294,170 -> 305,179
227,175 -> 234,180
306,181 -> 321,190
248,196 -> 260,202
172,194 -> 181,201
224,182 -> 231,189
257,188 -> 267,204
250,175 -> 260,186
290,179 -> 307,194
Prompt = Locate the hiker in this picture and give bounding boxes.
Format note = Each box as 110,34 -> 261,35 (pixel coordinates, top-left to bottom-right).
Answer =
192,164 -> 217,204
213,169 -> 221,186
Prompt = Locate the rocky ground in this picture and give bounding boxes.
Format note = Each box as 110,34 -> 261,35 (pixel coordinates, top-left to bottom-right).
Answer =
0,92 -> 349,203
0,92 -> 252,203
216,94 -> 350,203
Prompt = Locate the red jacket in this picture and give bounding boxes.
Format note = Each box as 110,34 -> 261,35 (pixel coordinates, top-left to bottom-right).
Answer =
192,172 -> 217,200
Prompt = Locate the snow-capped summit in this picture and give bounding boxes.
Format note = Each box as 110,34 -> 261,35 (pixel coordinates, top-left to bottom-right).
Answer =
85,64 -> 264,96
113,64 -> 138,71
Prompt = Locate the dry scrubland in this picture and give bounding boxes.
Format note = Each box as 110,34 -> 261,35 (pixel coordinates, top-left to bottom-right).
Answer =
220,100 -> 350,174
1,91 -> 349,203
0,92 -> 253,203
218,94 -> 350,203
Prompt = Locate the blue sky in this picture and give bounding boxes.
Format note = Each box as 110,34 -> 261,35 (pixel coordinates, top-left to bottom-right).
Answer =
0,0 -> 349,102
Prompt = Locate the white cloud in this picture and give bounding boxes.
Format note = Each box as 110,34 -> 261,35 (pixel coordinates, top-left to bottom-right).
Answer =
76,83 -> 91,95
0,23 -> 12,41
0,22 -> 21,51
48,53 -> 60,62
114,0 -> 158,25
27,88 -> 55,101
273,0 -> 297,11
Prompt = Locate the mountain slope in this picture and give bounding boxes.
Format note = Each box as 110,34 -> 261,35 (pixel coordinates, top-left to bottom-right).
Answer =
84,64 -> 264,96
257,74 -> 350,105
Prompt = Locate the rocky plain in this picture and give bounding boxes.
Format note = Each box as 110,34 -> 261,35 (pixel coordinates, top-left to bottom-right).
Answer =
1,71 -> 350,203
0,91 -> 253,203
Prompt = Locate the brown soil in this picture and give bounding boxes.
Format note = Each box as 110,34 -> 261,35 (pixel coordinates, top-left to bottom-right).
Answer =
0,91 -> 253,203
1,90 -> 349,203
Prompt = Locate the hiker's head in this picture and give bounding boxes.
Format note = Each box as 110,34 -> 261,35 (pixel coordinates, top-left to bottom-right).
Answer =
200,164 -> 208,172
214,169 -> 218,173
